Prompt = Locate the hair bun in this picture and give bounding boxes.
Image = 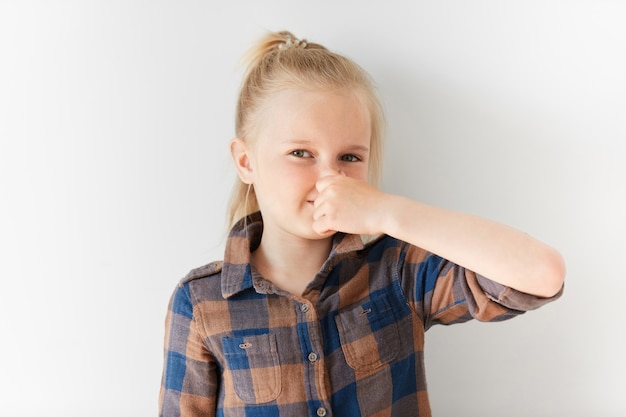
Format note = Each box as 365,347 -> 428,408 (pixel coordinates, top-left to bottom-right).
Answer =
278,33 -> 308,50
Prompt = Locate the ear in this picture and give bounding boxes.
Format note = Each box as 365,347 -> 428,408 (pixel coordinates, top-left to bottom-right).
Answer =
230,138 -> 255,184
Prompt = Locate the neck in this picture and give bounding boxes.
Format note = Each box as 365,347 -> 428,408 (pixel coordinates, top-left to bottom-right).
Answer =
251,229 -> 333,296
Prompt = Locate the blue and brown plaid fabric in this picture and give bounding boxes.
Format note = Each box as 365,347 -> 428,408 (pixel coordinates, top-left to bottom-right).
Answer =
159,212 -> 561,417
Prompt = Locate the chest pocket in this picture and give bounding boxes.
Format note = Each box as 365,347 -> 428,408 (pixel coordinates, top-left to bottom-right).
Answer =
335,292 -> 410,372
221,333 -> 281,404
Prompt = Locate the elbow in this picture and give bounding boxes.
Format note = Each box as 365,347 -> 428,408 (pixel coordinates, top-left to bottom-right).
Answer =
536,247 -> 566,298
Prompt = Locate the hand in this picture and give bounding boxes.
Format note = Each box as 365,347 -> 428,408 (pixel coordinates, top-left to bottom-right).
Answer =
312,174 -> 388,237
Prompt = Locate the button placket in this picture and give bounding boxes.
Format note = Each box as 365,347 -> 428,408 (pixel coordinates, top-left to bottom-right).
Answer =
295,298 -> 329,413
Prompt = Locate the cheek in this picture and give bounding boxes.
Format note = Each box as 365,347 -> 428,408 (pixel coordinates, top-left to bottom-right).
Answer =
277,162 -> 308,179
344,164 -> 369,181
257,160 -> 316,190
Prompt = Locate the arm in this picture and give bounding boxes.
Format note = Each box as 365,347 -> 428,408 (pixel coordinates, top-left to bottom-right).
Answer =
313,175 -> 565,298
159,283 -> 218,416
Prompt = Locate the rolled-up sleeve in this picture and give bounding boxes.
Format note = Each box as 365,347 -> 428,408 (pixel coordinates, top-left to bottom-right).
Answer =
475,274 -> 564,311
399,244 -> 563,330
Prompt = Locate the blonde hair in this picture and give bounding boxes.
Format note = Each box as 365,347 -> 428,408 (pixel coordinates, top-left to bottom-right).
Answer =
227,30 -> 385,227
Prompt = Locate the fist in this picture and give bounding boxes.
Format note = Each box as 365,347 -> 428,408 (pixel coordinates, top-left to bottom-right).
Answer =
312,174 -> 386,237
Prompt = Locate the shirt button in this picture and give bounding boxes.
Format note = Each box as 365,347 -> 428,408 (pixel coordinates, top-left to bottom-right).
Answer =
300,303 -> 310,313
308,352 -> 318,362
316,407 -> 327,416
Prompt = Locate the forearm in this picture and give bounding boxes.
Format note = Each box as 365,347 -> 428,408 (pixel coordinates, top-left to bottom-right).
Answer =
381,194 -> 565,298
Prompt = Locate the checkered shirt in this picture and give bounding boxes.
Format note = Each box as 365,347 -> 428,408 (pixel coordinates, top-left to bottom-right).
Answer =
159,212 -> 561,416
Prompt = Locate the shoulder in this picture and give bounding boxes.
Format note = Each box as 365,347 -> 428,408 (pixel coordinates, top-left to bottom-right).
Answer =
179,260 -> 224,285
166,261 -> 225,328
361,235 -> 437,283
361,234 -> 420,261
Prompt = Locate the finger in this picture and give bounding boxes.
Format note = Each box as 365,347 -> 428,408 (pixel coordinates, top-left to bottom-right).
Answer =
315,174 -> 336,192
312,189 -> 328,209
312,217 -> 336,236
313,199 -> 341,227
312,202 -> 324,220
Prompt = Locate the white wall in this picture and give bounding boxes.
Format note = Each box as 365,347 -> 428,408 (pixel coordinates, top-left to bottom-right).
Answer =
1,1 -> 624,416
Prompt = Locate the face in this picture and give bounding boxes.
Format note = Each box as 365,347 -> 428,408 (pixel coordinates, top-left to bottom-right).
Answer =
234,87 -> 371,242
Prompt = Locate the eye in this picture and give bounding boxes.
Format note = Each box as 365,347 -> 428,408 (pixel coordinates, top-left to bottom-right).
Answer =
340,154 -> 361,162
291,150 -> 312,158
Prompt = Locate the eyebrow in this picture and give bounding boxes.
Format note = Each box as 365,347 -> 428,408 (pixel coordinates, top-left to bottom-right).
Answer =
282,140 -> 370,152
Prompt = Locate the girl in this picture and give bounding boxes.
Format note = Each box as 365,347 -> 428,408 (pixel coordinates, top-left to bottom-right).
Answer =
159,30 -> 565,417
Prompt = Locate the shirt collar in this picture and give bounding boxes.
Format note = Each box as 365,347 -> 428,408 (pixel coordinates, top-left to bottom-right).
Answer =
220,211 -> 364,298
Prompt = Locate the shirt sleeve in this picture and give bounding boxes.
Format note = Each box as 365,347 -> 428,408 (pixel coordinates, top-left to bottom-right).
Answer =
159,282 -> 218,417
399,244 -> 563,330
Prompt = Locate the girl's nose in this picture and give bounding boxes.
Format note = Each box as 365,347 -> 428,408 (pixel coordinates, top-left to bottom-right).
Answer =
318,160 -> 341,178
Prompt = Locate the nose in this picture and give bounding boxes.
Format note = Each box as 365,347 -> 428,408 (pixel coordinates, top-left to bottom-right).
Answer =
318,159 -> 341,178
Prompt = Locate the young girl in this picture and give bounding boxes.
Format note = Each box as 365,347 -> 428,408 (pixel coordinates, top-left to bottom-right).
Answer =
159,30 -> 565,417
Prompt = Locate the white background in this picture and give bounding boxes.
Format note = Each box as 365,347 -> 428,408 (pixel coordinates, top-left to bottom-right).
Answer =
1,1 -> 624,416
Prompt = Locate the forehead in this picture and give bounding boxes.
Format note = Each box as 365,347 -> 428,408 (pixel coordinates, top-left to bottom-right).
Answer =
255,87 -> 371,143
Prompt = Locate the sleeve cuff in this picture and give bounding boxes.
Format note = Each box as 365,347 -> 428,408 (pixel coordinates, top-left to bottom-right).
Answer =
476,274 -> 564,311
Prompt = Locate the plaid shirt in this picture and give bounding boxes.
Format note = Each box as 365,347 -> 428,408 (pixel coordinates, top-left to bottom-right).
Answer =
159,212 -> 561,417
